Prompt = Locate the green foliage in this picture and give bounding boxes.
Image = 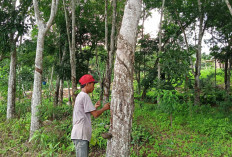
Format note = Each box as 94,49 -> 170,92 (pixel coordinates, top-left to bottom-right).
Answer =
159,90 -> 179,115
131,100 -> 232,156
90,113 -> 110,149
159,47 -> 191,89
38,99 -> 73,121
131,124 -> 151,146
0,61 -> 9,99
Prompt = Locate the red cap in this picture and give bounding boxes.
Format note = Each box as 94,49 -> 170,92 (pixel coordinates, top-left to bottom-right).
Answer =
79,74 -> 98,85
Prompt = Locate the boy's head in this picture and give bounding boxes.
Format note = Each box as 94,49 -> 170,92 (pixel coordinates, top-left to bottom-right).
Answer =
79,74 -> 97,93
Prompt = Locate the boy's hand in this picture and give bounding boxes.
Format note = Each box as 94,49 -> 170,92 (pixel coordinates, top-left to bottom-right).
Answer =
103,103 -> 110,110
95,100 -> 101,109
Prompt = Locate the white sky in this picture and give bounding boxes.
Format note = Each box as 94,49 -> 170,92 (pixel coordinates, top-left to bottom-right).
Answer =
143,9 -> 211,55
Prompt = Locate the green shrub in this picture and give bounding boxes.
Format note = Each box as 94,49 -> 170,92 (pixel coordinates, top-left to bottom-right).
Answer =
38,99 -> 72,121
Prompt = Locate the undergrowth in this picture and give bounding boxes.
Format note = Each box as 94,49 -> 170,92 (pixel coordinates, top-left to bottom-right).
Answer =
0,86 -> 232,156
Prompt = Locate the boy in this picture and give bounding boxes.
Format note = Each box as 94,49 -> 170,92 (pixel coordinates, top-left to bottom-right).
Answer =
71,74 -> 110,157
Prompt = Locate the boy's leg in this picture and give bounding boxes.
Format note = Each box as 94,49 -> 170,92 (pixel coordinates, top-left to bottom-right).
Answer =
73,139 -> 89,157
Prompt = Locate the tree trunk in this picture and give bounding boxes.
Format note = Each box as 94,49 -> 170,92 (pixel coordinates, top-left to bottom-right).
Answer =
58,78 -> 64,106
103,0 -> 116,104
30,32 -> 45,138
6,0 -> 18,120
54,76 -> 60,107
67,81 -> 72,105
7,41 -> 17,119
30,0 -> 59,138
103,0 -> 109,104
225,0 -> 232,16
95,49 -> 104,102
194,0 -> 203,106
63,0 -> 78,106
106,0 -> 142,156
137,6 -> 145,95
70,0 -> 78,106
226,60 -> 231,96
157,0 -> 165,105
49,66 -> 54,98
225,58 -> 231,97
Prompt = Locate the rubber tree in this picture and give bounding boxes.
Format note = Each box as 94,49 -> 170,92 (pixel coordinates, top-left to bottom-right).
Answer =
157,0 -> 165,105
30,0 -> 59,138
4,0 -> 31,119
193,0 -> 204,106
103,0 -> 117,104
63,0 -> 79,105
105,0 -> 142,156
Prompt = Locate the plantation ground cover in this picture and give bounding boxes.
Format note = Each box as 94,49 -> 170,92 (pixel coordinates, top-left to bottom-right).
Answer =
1,92 -> 232,156
0,68 -> 232,156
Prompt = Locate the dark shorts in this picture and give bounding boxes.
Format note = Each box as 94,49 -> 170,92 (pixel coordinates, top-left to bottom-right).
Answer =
72,139 -> 89,157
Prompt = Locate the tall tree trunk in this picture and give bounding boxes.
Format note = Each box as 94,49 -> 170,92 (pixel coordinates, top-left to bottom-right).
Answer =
30,31 -> 45,138
103,0 -> 116,104
225,0 -> 232,16
58,79 -> 64,106
7,41 -> 17,119
54,39 -> 66,106
226,59 -> 231,96
157,0 -> 165,105
137,6 -> 145,95
194,0 -> 203,106
54,76 -> 60,107
95,49 -> 104,102
63,0 -> 78,106
6,0 -> 18,120
30,0 -> 59,138
225,57 -> 230,98
104,0 -> 109,51
70,0 -> 77,106
67,81 -> 72,105
49,66 -> 54,98
103,0 -> 109,104
106,0 -> 142,156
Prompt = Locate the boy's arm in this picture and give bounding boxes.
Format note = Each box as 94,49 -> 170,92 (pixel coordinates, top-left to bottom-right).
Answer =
91,103 -> 110,118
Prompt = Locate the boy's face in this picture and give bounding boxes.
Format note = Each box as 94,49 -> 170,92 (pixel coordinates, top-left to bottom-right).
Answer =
86,82 -> 95,93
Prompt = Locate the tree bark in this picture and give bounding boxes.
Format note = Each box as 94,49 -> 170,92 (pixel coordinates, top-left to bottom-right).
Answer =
30,31 -> 46,138
225,58 -> 231,98
194,0 -> 203,106
63,0 -> 78,106
103,0 -> 116,104
58,79 -> 64,106
225,0 -> 232,16
103,0 -> 109,104
105,0 -> 142,156
95,49 -> 104,102
54,75 -> 60,107
136,6 -> 145,95
30,0 -> 59,138
6,0 -> 18,120
7,41 -> 17,119
49,66 -> 54,98
67,81 -> 72,105
157,0 -> 165,105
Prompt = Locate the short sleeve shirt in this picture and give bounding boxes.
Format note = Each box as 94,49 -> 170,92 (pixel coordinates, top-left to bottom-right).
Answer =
71,91 -> 96,141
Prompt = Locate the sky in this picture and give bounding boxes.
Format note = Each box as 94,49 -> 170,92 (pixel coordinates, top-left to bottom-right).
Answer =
142,9 -> 211,55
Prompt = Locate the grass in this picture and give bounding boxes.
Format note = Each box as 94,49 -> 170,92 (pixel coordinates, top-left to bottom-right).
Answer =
131,100 -> 232,157
0,68 -> 232,156
1,91 -> 232,156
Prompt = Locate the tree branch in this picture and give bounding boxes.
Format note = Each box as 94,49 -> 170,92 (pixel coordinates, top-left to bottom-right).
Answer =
46,0 -> 59,31
0,55 -> 9,61
33,0 -> 42,25
225,0 -> 232,16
